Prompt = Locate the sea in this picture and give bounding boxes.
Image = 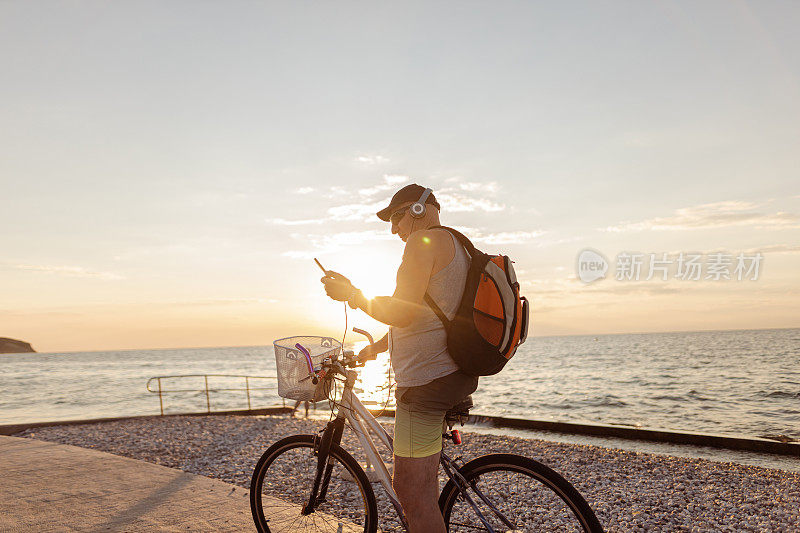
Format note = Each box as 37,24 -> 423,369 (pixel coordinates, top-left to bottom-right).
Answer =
2,327 -> 798,451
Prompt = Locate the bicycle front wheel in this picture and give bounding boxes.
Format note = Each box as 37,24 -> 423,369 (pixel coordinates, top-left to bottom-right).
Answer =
250,434 -> 378,533
439,453 -> 604,533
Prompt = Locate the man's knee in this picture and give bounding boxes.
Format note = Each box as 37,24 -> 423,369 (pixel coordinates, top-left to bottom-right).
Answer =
391,474 -> 414,510
393,453 -> 440,506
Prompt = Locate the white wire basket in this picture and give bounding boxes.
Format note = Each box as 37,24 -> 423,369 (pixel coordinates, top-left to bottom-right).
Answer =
273,336 -> 341,402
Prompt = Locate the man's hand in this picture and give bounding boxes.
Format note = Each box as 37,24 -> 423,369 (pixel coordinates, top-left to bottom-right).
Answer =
357,343 -> 379,360
355,335 -> 388,364
321,271 -> 357,302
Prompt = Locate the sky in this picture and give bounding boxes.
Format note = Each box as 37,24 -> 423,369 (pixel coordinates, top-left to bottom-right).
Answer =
1,1 -> 799,353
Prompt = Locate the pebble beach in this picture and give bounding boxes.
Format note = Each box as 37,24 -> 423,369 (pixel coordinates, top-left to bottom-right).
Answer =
18,415 -> 800,532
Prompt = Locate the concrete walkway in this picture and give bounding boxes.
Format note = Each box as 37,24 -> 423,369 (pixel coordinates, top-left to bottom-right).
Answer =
1,435 -> 255,532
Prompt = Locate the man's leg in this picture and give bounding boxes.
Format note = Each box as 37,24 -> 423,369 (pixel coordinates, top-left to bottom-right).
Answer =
392,373 -> 478,531
393,452 -> 446,533
393,388 -> 448,532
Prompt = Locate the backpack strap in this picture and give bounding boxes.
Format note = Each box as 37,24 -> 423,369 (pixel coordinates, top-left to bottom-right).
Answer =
423,293 -> 450,329
429,225 -> 478,258
423,225 -> 474,329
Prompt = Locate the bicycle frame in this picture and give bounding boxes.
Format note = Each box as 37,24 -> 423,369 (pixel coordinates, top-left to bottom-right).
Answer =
303,364 -> 513,533
320,369 -> 408,528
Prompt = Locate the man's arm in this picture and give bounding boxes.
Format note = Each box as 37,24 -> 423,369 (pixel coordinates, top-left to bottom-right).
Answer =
374,333 -> 389,352
350,231 -> 436,327
357,333 -> 388,359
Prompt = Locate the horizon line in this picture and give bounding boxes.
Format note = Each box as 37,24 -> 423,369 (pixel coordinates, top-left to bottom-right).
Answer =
10,325 -> 800,356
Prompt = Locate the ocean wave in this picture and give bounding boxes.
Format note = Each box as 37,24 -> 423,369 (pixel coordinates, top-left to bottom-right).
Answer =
650,395 -> 685,402
763,390 -> 800,399
582,396 -> 629,408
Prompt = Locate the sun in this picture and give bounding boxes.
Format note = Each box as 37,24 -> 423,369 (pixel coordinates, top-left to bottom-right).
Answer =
323,249 -> 398,404
336,256 -> 398,300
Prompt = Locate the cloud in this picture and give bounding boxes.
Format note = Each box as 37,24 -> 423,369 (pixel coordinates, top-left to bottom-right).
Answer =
437,192 -> 505,213
604,201 -> 800,232
456,181 -> 499,193
358,175 -> 410,197
385,174 -> 408,185
520,275 -> 687,297
165,298 -> 280,307
442,176 -> 500,193
0,308 -> 83,318
294,187 -> 315,194
439,225 -> 556,246
266,200 -> 384,226
472,230 -> 546,245
355,155 -> 390,165
321,186 -> 350,199
281,226 -> 546,259
270,176 -> 412,226
578,283 -> 684,296
282,230 -> 395,258
267,217 -> 327,226
5,263 -> 125,280
326,200 -> 386,221
749,244 -> 800,254
269,174 -> 507,226
437,177 -> 503,211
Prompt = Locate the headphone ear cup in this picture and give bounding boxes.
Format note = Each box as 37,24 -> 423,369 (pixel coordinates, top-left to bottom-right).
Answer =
410,188 -> 432,219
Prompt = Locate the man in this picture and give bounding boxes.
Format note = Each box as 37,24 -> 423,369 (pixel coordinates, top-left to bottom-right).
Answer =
321,183 -> 477,532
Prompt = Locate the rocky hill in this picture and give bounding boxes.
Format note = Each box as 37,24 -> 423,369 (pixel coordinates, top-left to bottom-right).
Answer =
0,338 -> 35,353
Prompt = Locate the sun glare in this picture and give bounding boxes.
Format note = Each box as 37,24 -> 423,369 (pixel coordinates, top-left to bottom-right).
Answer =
335,255 -> 398,300
324,251 -> 397,405
351,340 -> 393,406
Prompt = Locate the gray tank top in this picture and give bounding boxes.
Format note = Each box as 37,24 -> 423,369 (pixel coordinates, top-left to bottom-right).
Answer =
389,230 -> 470,387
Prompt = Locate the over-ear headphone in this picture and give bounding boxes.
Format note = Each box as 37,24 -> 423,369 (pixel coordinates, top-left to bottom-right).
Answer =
410,188 -> 432,219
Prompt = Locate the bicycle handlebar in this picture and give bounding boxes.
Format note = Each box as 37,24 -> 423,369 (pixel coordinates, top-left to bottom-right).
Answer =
352,327 -> 374,345
297,328 -> 379,381
295,343 -> 319,384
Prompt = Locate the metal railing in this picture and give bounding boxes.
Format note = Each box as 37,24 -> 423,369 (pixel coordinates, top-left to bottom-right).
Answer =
146,374 -> 284,416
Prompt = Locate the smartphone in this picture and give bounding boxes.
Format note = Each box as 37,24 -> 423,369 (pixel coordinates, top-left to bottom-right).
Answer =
313,258 -> 328,275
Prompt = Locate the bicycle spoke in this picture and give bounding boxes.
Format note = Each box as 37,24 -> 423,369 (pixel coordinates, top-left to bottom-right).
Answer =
448,524 -> 494,531
252,436 -> 375,532
446,466 -> 590,532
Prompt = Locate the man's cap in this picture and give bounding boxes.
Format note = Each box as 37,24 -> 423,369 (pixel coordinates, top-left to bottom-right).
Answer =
376,183 -> 440,222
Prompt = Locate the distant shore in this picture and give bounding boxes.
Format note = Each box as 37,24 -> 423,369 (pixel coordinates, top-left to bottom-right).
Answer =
17,414 -> 800,531
0,338 -> 35,354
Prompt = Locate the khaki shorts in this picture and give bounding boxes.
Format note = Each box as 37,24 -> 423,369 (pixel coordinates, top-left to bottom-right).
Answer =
394,371 -> 478,458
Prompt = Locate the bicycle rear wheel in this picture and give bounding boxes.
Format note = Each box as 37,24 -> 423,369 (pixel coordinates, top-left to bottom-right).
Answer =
250,434 -> 378,533
439,453 -> 603,532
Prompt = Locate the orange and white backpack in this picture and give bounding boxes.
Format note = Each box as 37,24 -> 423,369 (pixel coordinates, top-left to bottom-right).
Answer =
424,226 -> 530,376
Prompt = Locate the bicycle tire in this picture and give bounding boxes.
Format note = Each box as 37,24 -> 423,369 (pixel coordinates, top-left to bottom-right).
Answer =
438,453 -> 604,533
250,434 -> 379,533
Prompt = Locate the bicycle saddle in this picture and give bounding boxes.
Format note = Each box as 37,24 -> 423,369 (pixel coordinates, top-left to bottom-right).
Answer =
445,395 -> 474,419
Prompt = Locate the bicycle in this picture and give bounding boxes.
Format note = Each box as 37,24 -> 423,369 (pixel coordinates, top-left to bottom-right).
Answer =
250,330 -> 604,532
